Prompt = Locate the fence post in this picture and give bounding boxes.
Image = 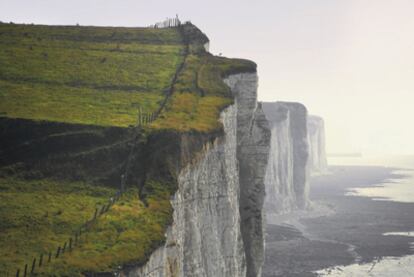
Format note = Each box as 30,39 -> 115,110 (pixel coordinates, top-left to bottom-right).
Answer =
56,246 -> 61,258
94,208 -> 98,219
39,254 -> 43,267
139,107 -> 142,126
62,242 -> 67,253
23,264 -> 27,277
15,269 -> 20,277
48,251 -> 52,263
30,258 -> 36,274
121,174 -> 125,194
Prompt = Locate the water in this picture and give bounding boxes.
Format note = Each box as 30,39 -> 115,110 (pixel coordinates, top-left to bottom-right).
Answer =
345,169 -> 414,202
330,155 -> 414,203
316,255 -> 414,276
316,155 -> 414,276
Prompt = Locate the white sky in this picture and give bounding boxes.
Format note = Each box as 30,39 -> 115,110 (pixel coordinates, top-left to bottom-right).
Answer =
1,0 -> 414,155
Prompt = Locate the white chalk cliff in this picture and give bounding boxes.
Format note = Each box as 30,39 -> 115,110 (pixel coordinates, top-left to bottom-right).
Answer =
262,102 -> 310,214
307,115 -> 328,175
123,73 -> 270,277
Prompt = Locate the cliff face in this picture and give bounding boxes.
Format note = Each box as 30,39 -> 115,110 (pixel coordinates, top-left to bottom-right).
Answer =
307,115 -> 328,175
124,73 -> 270,277
226,74 -> 270,277
262,102 -> 310,214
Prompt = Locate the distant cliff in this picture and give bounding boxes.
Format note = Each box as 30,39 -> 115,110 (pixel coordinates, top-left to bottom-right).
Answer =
262,102 -> 310,214
307,115 -> 328,175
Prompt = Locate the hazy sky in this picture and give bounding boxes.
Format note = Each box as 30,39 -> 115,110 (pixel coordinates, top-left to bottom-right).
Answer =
1,0 -> 414,155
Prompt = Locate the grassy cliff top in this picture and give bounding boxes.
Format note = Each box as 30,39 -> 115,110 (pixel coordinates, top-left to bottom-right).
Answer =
0,21 -> 256,276
0,22 -> 255,131
0,23 -> 184,127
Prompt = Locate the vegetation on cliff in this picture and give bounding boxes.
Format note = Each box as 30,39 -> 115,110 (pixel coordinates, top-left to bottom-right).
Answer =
0,23 -> 184,127
0,20 -> 256,275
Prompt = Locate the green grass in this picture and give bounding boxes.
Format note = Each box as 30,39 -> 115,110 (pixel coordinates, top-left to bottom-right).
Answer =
150,53 -> 257,132
0,23 -> 184,126
37,184 -> 173,276
0,80 -> 163,127
0,177 -> 173,276
0,22 -> 256,131
0,177 -> 116,276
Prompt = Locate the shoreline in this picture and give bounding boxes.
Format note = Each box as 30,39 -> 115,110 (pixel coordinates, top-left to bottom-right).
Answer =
263,165 -> 414,277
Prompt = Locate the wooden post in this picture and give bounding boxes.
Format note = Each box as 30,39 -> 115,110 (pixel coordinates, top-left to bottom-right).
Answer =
138,107 -> 142,126
39,254 -> 43,267
121,174 -> 125,194
62,242 -> 67,253
23,264 -> 27,277
48,252 -> 52,263
31,258 -> 36,274
94,208 -> 98,219
56,246 -> 61,258
15,269 -> 19,277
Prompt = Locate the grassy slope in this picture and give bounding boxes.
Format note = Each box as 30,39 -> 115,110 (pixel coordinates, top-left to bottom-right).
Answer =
0,22 -> 256,276
0,23 -> 184,127
0,178 -> 115,275
37,184 -> 173,276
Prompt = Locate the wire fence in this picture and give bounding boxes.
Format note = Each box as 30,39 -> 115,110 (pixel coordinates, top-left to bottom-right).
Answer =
149,16 -> 181,29
13,187 -> 125,277
137,109 -> 156,126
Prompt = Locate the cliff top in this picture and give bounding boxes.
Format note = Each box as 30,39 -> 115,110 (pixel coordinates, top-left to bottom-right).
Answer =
0,21 -> 255,132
